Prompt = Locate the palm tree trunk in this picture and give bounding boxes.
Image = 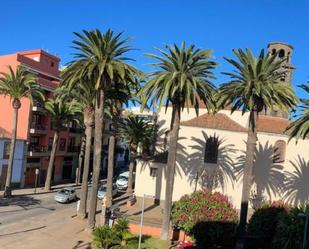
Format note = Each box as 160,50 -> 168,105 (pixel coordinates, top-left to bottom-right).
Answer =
78,110 -> 94,218
45,131 -> 59,191
106,135 -> 115,208
235,111 -> 257,249
76,135 -> 86,185
126,155 -> 135,195
106,104 -> 118,210
161,104 -> 180,240
4,106 -> 19,197
88,89 -> 104,229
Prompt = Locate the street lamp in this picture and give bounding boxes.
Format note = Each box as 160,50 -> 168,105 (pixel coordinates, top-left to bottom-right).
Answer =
138,194 -> 154,249
34,168 -> 39,193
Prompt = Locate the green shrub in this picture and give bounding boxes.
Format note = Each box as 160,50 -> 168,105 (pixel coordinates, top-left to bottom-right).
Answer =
272,206 -> 309,249
247,201 -> 288,249
171,191 -> 238,249
92,225 -> 117,249
92,218 -> 138,249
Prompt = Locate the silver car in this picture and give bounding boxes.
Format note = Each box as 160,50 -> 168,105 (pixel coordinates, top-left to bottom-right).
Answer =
97,184 -> 118,199
54,188 -> 77,203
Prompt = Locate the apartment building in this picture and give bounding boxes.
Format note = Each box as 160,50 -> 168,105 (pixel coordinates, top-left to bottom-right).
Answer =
0,49 -> 81,187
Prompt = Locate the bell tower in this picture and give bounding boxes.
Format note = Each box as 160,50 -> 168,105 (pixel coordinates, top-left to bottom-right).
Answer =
266,42 -> 295,118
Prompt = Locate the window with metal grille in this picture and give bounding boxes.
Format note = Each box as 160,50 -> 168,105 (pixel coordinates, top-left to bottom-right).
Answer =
204,136 -> 219,164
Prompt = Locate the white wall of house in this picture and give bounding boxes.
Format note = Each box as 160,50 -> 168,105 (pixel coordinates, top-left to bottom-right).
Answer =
0,139 -> 26,185
135,123 -> 309,209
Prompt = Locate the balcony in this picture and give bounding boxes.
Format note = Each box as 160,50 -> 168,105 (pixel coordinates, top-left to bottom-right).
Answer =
28,144 -> 49,157
32,102 -> 44,112
30,123 -> 47,135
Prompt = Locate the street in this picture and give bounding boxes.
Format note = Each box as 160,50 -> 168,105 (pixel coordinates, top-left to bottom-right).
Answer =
0,186 -> 92,249
0,191 -> 78,228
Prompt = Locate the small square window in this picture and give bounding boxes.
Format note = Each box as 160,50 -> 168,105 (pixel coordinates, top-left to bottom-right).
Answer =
150,167 -> 157,177
3,142 -> 10,159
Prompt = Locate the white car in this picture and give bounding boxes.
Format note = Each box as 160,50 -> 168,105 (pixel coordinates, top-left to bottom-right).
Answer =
116,171 -> 135,190
54,188 -> 77,203
97,183 -> 118,199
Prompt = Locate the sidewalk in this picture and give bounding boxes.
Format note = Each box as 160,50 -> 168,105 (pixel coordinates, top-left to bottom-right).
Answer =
0,182 -> 82,197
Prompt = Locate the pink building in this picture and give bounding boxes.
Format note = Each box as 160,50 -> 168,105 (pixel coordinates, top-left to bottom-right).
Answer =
0,49 -> 81,187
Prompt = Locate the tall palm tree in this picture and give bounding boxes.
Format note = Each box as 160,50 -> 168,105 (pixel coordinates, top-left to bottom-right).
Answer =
61,67 -> 97,218
217,48 -> 298,249
287,83 -> 309,141
0,66 -> 43,197
44,96 -> 81,190
140,42 -> 217,239
118,115 -> 155,195
66,29 -> 138,229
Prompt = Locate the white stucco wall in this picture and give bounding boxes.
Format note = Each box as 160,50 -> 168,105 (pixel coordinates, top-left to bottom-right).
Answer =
0,139 -> 26,184
135,124 -> 309,209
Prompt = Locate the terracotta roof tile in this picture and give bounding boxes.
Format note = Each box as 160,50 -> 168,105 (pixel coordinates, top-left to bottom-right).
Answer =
180,113 -> 291,135
256,115 -> 291,135
180,113 -> 247,132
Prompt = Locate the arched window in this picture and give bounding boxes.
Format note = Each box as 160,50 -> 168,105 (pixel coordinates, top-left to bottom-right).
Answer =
204,136 -> 219,164
273,140 -> 286,163
272,49 -> 276,55
279,49 -> 285,58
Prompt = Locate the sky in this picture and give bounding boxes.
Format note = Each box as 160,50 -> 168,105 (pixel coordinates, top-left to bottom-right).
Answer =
1,0 -> 309,99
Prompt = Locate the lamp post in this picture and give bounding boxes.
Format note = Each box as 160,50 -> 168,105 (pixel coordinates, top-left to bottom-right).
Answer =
138,194 -> 154,249
34,168 -> 39,193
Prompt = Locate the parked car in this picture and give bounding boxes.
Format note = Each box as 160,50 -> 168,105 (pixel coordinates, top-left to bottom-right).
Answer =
97,183 -> 118,199
116,171 -> 135,190
54,188 -> 77,203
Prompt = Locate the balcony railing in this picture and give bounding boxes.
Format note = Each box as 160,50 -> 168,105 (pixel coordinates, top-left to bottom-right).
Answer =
28,144 -> 48,153
32,102 -> 44,112
30,123 -> 47,134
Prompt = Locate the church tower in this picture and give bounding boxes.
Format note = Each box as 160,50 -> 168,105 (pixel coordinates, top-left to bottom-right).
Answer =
266,42 -> 295,118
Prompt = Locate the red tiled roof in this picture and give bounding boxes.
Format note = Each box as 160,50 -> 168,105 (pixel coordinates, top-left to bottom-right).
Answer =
180,113 -> 247,132
180,113 -> 291,135
256,115 -> 291,135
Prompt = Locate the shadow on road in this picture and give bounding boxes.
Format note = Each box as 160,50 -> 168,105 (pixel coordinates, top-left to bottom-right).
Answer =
0,226 -> 46,236
0,196 -> 41,209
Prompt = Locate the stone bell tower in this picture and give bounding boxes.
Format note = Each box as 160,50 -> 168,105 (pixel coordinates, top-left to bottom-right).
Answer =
266,42 -> 295,118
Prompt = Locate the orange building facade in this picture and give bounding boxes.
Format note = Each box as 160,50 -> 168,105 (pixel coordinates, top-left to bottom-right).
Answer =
0,49 -> 81,187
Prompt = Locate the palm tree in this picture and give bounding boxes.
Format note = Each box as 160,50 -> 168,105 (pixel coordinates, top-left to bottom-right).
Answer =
44,95 -> 81,190
216,48 -> 298,249
140,42 -> 217,239
61,68 -> 96,218
67,29 -> 138,229
0,66 -> 43,197
287,83 -> 309,141
118,115 -> 155,195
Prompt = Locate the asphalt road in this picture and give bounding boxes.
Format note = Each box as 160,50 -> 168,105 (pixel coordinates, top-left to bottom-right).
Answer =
0,188 -> 82,230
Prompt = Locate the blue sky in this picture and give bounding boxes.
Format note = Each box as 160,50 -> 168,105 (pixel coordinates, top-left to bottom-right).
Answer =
1,0 -> 309,98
